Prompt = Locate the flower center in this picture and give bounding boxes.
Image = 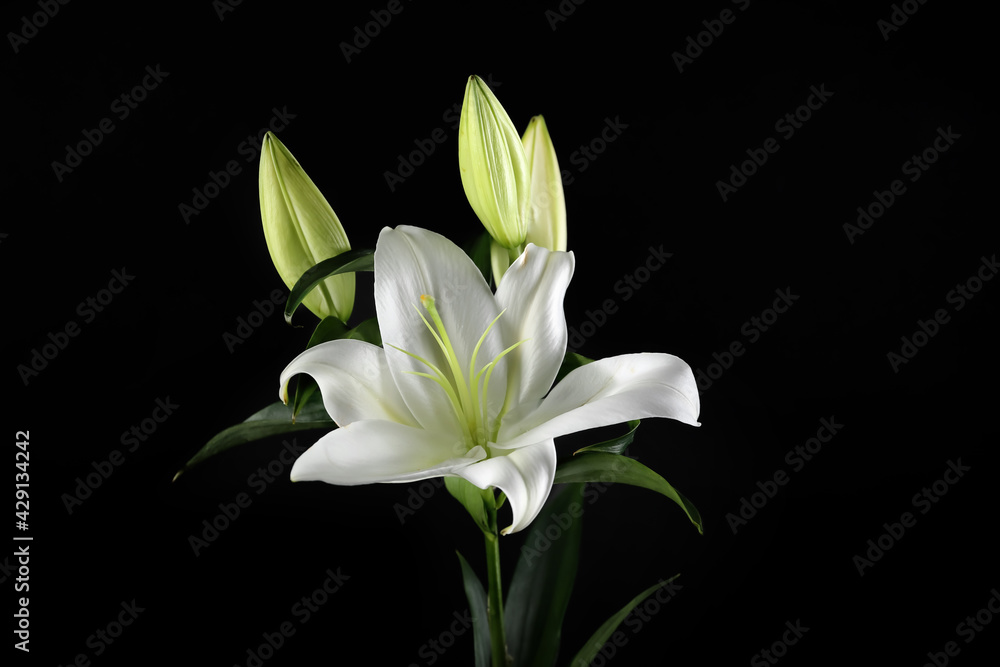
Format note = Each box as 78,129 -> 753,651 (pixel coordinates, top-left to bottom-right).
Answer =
391,295 -> 524,452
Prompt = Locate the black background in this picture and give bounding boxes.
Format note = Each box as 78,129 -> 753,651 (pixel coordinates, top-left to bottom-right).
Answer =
5,1 -> 997,665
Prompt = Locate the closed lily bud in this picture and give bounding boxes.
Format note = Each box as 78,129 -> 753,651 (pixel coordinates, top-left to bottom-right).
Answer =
459,75 -> 530,249
259,132 -> 354,322
521,115 -> 567,252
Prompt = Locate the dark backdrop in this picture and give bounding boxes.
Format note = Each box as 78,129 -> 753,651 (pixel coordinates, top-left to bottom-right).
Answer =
6,1 -> 997,665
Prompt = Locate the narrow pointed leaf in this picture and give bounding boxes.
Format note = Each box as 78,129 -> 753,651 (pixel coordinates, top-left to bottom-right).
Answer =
554,453 -> 702,534
301,315 -> 382,348
567,575 -> 681,667
573,420 -> 640,455
344,317 -> 382,346
283,249 -> 374,325
456,551 -> 491,667
175,395 -> 333,480
504,483 -> 584,667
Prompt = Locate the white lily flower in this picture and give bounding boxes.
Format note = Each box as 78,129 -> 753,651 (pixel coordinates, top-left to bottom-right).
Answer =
282,226 -> 700,534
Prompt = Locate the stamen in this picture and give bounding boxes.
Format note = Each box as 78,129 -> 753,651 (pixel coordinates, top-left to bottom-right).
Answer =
389,344 -> 469,436
391,297 -> 528,450
419,296 -> 476,427
482,339 -> 528,441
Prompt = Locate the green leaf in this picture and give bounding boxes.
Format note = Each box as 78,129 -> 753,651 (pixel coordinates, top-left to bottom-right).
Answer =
301,315 -> 383,349
284,249 -> 374,326
345,317 -> 382,346
174,395 -> 333,481
554,351 -> 594,385
573,420 -> 641,456
554,453 -> 702,535
290,380 -> 320,421
465,231 -> 494,285
445,477 -> 493,535
456,551 -> 491,667
304,316 -> 349,347
504,483 -> 584,667
567,575 -> 681,667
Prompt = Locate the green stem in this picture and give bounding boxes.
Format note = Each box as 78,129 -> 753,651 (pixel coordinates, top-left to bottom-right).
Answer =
485,502 -> 509,666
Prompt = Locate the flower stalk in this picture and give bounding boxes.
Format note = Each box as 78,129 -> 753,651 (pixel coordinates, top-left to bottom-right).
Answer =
484,491 -> 510,666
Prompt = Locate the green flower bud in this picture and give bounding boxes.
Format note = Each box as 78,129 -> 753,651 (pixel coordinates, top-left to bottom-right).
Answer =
521,115 -> 567,252
459,75 -> 530,249
259,132 -> 354,322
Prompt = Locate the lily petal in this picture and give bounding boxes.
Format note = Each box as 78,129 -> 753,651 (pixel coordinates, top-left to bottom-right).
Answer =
290,419 -> 486,485
454,440 -> 556,535
278,338 -> 418,428
494,243 -> 575,408
375,226 -> 507,433
496,353 -> 700,450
